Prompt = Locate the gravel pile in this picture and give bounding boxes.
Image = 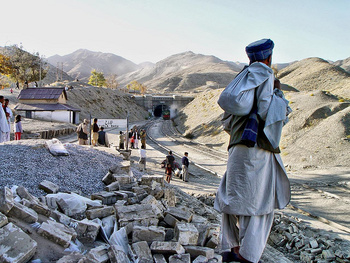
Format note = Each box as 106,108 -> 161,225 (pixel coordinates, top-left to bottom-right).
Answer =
0,139 -> 137,197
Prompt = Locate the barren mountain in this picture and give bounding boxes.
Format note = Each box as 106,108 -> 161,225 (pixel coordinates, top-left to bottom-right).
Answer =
47,49 -> 140,81
117,51 -> 244,94
277,57 -> 350,99
174,59 -> 350,171
333,57 -> 350,74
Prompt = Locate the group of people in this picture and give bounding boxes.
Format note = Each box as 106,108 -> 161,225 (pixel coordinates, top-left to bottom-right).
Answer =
0,96 -> 23,142
128,128 -> 146,149
76,118 -> 109,147
164,151 -> 190,183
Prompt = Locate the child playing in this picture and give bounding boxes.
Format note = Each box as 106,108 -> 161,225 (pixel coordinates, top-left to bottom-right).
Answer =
14,115 -> 23,140
165,163 -> 172,183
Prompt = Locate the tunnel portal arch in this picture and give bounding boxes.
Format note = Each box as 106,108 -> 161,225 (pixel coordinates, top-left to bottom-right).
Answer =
153,104 -> 169,117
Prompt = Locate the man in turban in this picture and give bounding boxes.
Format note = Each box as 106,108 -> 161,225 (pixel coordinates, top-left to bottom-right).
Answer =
214,39 -> 291,263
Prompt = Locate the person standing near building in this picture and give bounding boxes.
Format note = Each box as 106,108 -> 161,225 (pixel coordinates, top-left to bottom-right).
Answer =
119,131 -> 125,150
77,119 -> 89,145
140,129 -> 147,149
91,118 -> 99,146
214,39 -> 291,263
14,115 -> 23,140
181,152 -> 189,182
0,96 -> 10,143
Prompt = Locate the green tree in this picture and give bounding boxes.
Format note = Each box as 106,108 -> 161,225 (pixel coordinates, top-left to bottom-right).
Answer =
88,69 -> 106,87
6,45 -> 47,88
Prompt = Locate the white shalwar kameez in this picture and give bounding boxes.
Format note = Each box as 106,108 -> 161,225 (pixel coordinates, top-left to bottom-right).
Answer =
214,62 -> 291,263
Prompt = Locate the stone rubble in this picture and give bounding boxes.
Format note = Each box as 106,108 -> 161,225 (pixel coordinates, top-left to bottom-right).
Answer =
0,160 -> 222,263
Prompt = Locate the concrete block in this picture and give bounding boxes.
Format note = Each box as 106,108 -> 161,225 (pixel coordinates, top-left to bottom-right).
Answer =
86,206 -> 115,220
115,175 -> 132,185
322,250 -> 335,261
37,221 -> 75,248
150,241 -> 185,254
205,235 -> 219,249
132,225 -> 166,243
102,171 -> 115,185
0,222 -> 37,263
164,213 -> 180,228
115,203 -> 162,223
81,245 -> 110,263
195,224 -> 210,247
56,195 -> 87,219
57,252 -> 83,263
51,210 -> 73,226
91,191 -> 120,205
16,186 -> 39,203
0,186 -> 14,214
76,218 -> 101,242
7,202 -> 38,223
208,254 -> 222,263
141,175 -> 164,187
300,251 -> 315,263
184,246 -> 215,260
141,195 -> 165,212
132,186 -> 148,195
132,241 -> 153,263
163,188 -> 176,207
0,211 -> 8,227
191,214 -> 208,224
108,244 -> 129,262
119,217 -> 159,228
169,253 -> 191,263
105,181 -> 120,192
110,161 -> 130,174
166,207 -> 193,222
175,223 -> 199,246
193,255 -> 209,263
39,180 -> 59,193
21,198 -> 51,217
153,254 -> 167,263
165,228 -> 175,241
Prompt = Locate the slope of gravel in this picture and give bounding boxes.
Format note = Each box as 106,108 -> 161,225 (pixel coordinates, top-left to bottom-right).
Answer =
0,140 -> 128,197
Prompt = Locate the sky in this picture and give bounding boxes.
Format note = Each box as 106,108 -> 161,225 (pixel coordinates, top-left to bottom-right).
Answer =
1,0 -> 349,64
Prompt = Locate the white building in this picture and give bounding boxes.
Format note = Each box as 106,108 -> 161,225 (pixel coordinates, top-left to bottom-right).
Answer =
15,87 -> 80,124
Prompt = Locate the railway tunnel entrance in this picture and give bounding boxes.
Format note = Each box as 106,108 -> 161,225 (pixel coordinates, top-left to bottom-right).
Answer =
153,105 -> 170,118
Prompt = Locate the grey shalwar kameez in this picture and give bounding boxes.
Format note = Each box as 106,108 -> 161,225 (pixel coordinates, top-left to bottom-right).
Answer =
214,62 -> 291,263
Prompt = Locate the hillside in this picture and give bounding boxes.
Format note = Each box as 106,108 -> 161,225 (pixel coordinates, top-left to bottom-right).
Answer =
174,63 -> 350,171
47,49 -> 140,81
333,57 -> 350,74
117,51 -> 243,94
277,57 -> 350,99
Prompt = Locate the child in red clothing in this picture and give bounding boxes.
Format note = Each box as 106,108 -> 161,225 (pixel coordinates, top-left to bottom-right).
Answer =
165,163 -> 172,183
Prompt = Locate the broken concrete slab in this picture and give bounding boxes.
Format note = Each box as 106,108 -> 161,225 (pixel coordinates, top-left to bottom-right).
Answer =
150,241 -> 185,254
184,246 -> 215,260
132,225 -> 166,243
141,175 -> 164,187
21,198 -> 51,217
175,223 -> 199,246
7,202 -> 38,223
0,186 -> 14,214
86,206 -> 115,220
169,253 -> 191,263
0,211 -> 8,228
56,252 -> 84,263
81,245 -> 110,263
153,254 -> 167,263
164,213 -> 180,228
193,255 -> 209,263
108,245 -> 130,263
16,186 -> 40,203
165,207 -> 193,222
39,180 -> 59,193
132,241 -> 153,263
76,218 -> 101,242
0,222 -> 37,263
163,189 -> 176,207
37,221 -> 75,248
91,191 -> 121,205
105,181 -> 120,192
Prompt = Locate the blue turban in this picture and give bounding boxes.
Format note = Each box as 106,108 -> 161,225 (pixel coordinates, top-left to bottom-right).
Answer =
245,39 -> 274,61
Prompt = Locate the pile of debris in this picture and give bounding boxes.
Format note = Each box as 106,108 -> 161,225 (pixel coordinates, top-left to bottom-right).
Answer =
269,212 -> 350,263
0,161 -> 222,263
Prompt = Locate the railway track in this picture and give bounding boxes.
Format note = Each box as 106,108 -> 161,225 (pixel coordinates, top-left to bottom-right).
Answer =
146,118 -> 350,233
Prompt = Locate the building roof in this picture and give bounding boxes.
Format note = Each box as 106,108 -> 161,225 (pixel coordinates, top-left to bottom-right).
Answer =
17,87 -> 67,100
15,103 -> 80,112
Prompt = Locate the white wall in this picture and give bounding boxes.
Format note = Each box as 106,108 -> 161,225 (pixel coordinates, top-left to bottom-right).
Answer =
33,111 -> 71,123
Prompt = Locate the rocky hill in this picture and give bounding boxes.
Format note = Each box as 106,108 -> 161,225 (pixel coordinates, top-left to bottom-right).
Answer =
277,57 -> 350,99
333,57 -> 350,74
117,51 -> 244,94
47,49 -> 140,81
174,58 -> 350,171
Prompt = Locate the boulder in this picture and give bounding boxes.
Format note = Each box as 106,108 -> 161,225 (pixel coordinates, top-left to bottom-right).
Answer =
0,186 -> 14,214
39,180 -> 59,193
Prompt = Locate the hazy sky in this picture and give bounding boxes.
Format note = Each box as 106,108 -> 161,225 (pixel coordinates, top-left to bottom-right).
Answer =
2,0 -> 349,64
